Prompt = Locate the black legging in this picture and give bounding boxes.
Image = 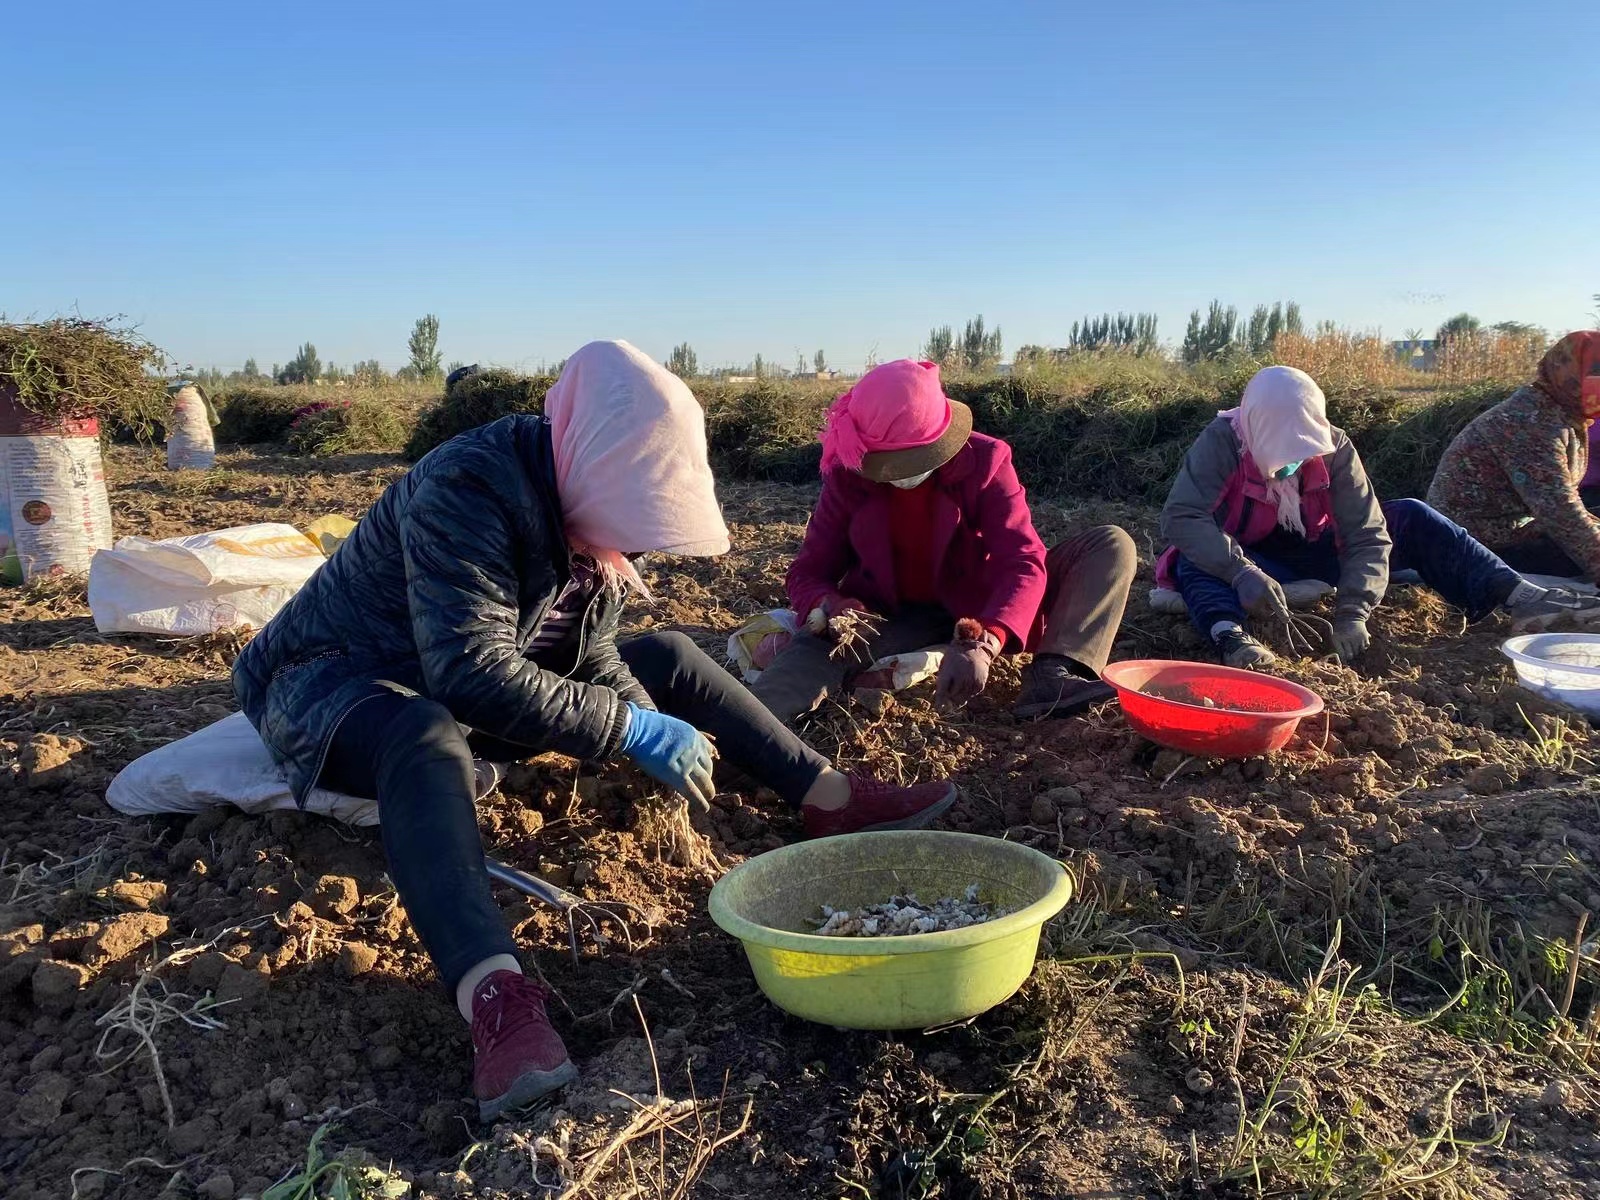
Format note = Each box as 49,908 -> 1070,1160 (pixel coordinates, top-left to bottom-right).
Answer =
319,631 -> 829,989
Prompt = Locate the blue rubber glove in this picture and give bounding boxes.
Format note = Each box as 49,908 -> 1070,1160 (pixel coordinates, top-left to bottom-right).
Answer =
618,703 -> 715,813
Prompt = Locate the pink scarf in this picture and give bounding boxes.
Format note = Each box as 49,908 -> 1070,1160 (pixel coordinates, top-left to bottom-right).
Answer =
819,359 -> 953,473
544,340 -> 730,594
1221,366 -> 1336,536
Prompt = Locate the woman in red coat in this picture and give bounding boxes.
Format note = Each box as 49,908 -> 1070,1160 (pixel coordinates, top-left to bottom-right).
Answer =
751,359 -> 1137,722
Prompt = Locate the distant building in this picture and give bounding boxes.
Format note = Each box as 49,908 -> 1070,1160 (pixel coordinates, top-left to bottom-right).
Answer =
1392,339 -> 1438,371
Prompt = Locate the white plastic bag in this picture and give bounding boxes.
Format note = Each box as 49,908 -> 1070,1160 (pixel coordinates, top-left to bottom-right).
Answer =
88,522 -> 325,635
106,713 -> 501,827
727,609 -> 803,681
105,712 -> 380,826
165,383 -> 217,471
851,648 -> 945,692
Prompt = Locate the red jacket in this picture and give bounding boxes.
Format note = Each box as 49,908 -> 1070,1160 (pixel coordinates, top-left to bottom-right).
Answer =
786,433 -> 1049,651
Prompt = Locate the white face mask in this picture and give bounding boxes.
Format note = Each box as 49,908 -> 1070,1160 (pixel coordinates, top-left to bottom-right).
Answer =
889,469 -> 935,489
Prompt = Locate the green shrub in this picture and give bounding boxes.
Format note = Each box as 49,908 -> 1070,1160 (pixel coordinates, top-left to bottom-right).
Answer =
700,379 -> 835,482
1356,382 -> 1504,500
948,362 -> 1504,503
217,382 -> 436,446
286,396 -> 415,456
404,370 -> 841,476
404,369 -> 554,460
214,385 -> 319,443
389,357 -> 1511,506
944,359 -> 1253,502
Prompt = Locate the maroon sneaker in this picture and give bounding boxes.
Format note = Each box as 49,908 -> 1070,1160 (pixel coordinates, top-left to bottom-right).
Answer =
802,775 -> 958,838
470,970 -> 578,1120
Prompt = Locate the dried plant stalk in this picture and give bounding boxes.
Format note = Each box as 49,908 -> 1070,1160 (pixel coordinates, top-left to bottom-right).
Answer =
0,317 -> 172,435
827,608 -> 883,662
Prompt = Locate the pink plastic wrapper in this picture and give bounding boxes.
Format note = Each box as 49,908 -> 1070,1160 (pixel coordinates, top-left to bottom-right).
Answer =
752,630 -> 793,671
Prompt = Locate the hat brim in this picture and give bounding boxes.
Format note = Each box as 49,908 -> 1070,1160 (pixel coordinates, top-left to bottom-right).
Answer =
859,401 -> 974,483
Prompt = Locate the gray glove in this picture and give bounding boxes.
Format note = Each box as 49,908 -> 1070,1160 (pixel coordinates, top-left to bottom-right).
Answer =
1332,616 -> 1371,661
934,640 -> 996,710
1234,568 -> 1290,620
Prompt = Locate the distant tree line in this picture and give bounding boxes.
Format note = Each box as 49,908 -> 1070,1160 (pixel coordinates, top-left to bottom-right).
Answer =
922,315 -> 1003,370
192,297 -> 1576,394
667,343 -> 698,377
192,315 -> 450,389
1015,312 -> 1162,364
665,344 -> 842,381
1182,301 -> 1302,363
1433,313 -> 1545,345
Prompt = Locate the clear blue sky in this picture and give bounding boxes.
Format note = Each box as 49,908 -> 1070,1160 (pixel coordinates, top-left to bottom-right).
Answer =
7,1 -> 1597,374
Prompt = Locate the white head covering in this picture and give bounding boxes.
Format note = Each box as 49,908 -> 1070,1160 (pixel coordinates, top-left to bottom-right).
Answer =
1222,366 -> 1337,536
544,340 -> 730,592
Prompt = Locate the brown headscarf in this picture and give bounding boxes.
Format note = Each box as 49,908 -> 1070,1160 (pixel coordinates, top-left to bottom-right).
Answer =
1533,331 -> 1600,420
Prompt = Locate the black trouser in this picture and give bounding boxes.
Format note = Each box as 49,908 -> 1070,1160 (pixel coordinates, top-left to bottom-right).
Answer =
1488,488 -> 1600,580
1493,534 -> 1587,581
320,631 -> 830,990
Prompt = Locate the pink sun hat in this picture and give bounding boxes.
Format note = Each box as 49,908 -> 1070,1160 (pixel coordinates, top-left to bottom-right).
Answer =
818,359 -> 974,482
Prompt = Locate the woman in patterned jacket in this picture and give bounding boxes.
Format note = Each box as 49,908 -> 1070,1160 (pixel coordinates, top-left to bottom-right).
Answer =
1428,332 -> 1600,579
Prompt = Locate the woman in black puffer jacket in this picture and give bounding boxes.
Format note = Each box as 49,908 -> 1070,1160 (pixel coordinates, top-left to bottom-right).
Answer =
233,340 -> 955,1120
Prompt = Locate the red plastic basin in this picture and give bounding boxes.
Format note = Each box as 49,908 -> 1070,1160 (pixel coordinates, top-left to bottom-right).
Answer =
1101,659 -> 1325,759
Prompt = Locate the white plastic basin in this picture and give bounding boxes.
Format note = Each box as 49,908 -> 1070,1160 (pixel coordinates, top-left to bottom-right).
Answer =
1502,633 -> 1600,715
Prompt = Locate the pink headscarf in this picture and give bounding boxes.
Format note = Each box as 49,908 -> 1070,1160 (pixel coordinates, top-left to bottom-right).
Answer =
544,340 -> 730,593
820,359 -> 954,473
1221,366 -> 1337,536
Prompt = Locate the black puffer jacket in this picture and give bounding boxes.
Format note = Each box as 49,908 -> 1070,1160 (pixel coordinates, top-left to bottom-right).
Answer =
233,415 -> 651,804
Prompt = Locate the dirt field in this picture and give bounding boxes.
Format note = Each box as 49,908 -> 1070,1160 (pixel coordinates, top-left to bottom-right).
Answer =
4,445 -> 1600,1200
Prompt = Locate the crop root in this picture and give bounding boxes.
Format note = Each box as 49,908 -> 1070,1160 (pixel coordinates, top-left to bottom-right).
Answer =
630,791 -> 721,878
93,921 -> 266,1127
828,608 -> 883,662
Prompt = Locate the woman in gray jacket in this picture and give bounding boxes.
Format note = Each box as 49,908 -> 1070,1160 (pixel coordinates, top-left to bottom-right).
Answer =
1155,367 -> 1598,668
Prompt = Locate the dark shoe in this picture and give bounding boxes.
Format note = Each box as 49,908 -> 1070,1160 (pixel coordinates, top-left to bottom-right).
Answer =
1508,588 -> 1600,633
470,970 -> 577,1121
1014,656 -> 1115,720
1215,628 -> 1277,670
802,775 -> 958,838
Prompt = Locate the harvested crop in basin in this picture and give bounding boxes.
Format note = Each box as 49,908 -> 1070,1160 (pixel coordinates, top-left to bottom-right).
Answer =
809,883 -> 1009,936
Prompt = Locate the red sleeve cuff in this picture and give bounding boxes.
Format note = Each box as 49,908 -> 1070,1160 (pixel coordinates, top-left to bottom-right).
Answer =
956,618 -> 1007,656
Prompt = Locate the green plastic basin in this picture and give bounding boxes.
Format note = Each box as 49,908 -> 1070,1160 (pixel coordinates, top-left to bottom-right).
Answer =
708,830 -> 1072,1029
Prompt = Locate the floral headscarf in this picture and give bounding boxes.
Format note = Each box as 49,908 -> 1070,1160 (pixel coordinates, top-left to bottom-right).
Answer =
1533,331 -> 1600,421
